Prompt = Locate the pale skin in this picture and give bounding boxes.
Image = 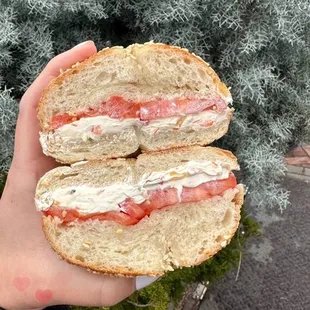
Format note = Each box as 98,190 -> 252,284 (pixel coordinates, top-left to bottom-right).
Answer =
0,41 -> 136,309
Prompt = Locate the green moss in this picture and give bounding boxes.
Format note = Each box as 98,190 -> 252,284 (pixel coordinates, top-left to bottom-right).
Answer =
71,207 -> 259,310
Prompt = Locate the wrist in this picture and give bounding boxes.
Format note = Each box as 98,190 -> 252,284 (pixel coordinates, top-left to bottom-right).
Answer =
0,266 -> 10,309
0,245 -> 20,309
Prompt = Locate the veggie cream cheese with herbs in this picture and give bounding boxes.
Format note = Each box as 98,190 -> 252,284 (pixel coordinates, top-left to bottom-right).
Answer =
39,108 -> 231,149
36,161 -> 231,215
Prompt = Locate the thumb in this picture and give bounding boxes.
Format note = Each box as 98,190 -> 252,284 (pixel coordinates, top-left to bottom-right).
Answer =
136,276 -> 161,290
44,263 -> 136,307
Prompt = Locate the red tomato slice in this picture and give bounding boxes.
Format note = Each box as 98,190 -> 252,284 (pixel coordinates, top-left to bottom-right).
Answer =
95,96 -> 140,119
44,206 -> 81,223
50,96 -> 227,129
181,186 -> 212,203
119,198 -> 146,220
44,174 -> 237,226
200,173 -> 237,196
140,100 -> 179,120
181,173 -> 237,202
177,98 -> 214,115
50,113 -> 76,130
73,97 -> 140,120
45,207 -> 139,225
140,188 -> 179,215
140,97 -> 226,121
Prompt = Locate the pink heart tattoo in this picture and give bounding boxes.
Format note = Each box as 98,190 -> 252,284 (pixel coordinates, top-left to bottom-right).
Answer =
35,289 -> 53,304
13,277 -> 30,292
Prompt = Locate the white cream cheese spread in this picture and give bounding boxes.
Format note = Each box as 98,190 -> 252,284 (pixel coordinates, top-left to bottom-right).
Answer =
39,108 -> 230,149
53,116 -> 141,143
37,183 -> 146,214
141,109 -> 229,135
36,161 -> 231,214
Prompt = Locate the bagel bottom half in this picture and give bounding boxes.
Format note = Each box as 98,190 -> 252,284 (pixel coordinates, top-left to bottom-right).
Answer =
42,185 -> 243,277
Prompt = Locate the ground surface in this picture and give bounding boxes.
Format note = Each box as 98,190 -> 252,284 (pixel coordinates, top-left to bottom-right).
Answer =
285,144 -> 310,181
200,176 -> 310,310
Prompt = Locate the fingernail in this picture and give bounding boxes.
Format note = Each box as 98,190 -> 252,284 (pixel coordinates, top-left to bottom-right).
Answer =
136,276 -> 161,290
72,41 -> 93,48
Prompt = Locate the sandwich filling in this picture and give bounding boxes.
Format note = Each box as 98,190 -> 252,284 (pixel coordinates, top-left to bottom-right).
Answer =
37,161 -> 238,226
43,95 -> 230,144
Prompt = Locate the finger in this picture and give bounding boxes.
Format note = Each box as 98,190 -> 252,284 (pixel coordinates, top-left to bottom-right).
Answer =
59,269 -> 135,307
136,276 -> 160,290
13,41 -> 97,170
49,265 -> 160,307
56,272 -> 160,306
45,262 -> 135,307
